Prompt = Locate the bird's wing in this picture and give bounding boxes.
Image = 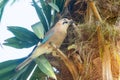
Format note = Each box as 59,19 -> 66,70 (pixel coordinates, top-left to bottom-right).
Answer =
41,28 -> 55,44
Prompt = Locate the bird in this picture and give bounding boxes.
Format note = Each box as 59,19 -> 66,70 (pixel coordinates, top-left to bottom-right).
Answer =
16,18 -> 73,71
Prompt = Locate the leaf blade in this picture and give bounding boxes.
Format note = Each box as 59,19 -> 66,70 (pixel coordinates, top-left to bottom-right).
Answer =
48,2 -> 60,12
39,0 -> 52,25
32,22 -> 45,39
0,0 -> 9,21
3,37 -> 37,49
35,55 -> 56,79
0,58 -> 26,80
7,26 -> 40,43
32,0 -> 49,32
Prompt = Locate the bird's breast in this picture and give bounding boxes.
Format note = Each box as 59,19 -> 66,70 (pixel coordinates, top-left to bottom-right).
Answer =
48,30 -> 67,48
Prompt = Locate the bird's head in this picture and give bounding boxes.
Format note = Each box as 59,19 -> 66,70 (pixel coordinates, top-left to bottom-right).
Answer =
57,18 -> 74,29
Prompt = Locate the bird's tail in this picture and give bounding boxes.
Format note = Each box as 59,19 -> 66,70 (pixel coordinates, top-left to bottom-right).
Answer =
16,57 -> 32,71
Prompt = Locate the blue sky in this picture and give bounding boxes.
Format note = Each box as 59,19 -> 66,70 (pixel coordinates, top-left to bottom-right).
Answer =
0,0 -> 39,62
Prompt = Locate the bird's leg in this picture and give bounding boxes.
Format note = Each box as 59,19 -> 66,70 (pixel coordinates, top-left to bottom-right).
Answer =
52,50 -> 59,57
49,42 -> 59,57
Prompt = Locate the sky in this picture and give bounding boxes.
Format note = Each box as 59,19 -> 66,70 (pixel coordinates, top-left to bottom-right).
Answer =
0,0 -> 39,62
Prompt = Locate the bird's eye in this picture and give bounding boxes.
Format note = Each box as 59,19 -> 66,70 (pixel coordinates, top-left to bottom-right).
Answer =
63,21 -> 68,24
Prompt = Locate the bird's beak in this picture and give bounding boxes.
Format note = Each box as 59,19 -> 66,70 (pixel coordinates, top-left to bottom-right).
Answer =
69,19 -> 74,26
69,19 -> 77,28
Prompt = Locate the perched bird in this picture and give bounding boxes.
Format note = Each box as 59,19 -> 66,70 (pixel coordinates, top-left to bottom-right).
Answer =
16,18 -> 73,71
